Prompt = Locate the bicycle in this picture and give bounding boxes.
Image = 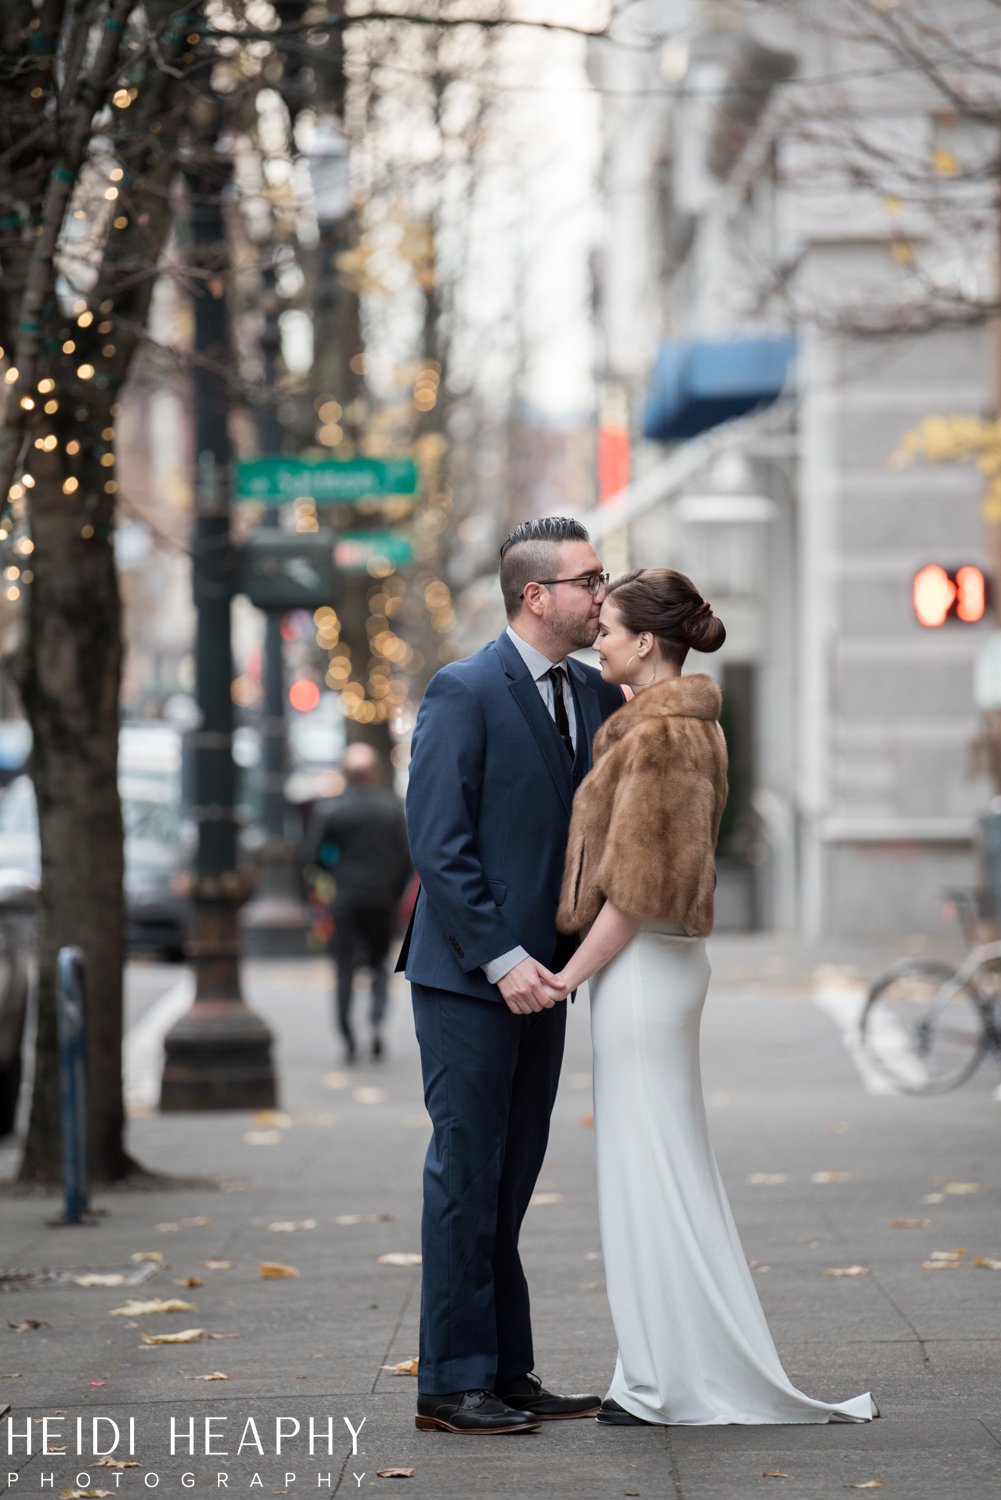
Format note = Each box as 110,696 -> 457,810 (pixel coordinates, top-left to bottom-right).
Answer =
859,887 -> 1001,1094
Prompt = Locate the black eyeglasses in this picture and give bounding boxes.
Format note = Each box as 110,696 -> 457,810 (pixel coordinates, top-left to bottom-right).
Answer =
535,572 -> 610,597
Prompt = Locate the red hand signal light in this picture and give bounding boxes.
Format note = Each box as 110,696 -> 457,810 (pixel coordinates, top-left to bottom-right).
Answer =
955,565 -> 986,623
912,564 -> 987,627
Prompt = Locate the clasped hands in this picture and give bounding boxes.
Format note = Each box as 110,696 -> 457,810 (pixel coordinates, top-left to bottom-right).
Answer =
497,956 -> 571,1015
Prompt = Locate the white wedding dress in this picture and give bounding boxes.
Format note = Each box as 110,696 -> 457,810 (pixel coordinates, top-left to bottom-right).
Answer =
590,921 -> 877,1425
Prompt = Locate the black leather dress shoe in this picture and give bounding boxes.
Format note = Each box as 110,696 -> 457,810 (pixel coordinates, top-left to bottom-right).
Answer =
496,1371 -> 601,1420
595,1397 -> 654,1426
415,1389 -> 541,1434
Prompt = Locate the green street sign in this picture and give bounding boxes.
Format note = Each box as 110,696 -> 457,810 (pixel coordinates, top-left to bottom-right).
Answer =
335,531 -> 414,572
236,456 -> 419,503
236,531 -> 336,610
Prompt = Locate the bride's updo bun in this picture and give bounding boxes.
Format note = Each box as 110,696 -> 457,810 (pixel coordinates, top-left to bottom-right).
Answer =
606,568 -> 725,664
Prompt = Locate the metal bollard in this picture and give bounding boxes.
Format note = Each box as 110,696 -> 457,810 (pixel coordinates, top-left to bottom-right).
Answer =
57,946 -> 90,1224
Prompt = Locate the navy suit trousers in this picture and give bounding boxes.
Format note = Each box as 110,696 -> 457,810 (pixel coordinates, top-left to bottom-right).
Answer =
412,983 -> 567,1394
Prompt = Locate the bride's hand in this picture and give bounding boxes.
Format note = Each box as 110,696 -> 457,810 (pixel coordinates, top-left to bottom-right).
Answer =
543,972 -> 571,1002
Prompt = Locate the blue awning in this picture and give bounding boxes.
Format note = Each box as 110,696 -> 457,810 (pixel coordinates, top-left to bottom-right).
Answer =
643,335 -> 796,443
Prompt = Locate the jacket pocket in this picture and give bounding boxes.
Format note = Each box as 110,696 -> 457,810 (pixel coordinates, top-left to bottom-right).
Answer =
486,878 -> 507,906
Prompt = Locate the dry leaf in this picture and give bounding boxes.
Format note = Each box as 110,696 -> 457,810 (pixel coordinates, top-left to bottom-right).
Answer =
259,1262 -> 300,1279
378,1252 -> 422,1267
201,1260 -> 234,1270
747,1173 -> 788,1185
94,1459 -> 142,1470
921,1260 -> 959,1270
375,1471 -> 414,1480
155,1222 -> 180,1233
336,1213 -> 393,1225
180,1217 -> 211,1228
109,1299 -> 196,1317
847,1485 -> 885,1491
530,1192 -> 566,1206
381,1358 -> 419,1376
244,1131 -> 282,1146
9,1319 -> 49,1332
928,1249 -> 966,1260
941,1181 -> 980,1195
889,1219 -> 929,1229
824,1266 -> 869,1277
811,1171 -> 854,1184
189,1372 -> 230,1381
972,1256 -> 1001,1269
61,1490 -> 114,1498
207,1332 -> 241,1341
920,1193 -> 944,1205
762,1475 -> 789,1481
140,1328 -> 207,1345
73,1274 -> 126,1288
130,1251 -> 165,1264
254,1110 -> 294,1128
268,1220 -> 317,1232
174,1276 -> 204,1288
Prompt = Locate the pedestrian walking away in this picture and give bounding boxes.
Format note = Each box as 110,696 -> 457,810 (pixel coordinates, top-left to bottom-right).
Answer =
398,515 -> 623,1435
307,742 -> 412,1063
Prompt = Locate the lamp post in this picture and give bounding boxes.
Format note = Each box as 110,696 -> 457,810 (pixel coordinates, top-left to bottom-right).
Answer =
160,125 -> 276,1111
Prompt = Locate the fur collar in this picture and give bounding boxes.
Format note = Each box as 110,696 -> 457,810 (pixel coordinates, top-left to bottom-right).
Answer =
595,673 -> 721,751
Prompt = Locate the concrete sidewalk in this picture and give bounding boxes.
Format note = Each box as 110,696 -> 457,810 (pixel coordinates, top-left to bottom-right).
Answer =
1,935 -> 1000,1499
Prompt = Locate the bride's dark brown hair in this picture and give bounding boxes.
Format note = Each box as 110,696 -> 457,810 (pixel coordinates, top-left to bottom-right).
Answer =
605,568 -> 725,667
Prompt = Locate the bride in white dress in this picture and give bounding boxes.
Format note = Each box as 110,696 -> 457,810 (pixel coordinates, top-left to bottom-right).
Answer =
549,568 -> 877,1428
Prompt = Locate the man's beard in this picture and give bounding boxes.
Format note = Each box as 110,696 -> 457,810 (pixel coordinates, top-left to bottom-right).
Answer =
550,605 -> 600,652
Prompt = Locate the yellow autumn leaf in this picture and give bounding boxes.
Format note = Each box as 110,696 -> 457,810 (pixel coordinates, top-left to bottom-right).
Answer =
139,1328 -> 207,1345
109,1299 -> 197,1317
155,1223 -> 180,1233
268,1220 -> 317,1233
928,1248 -> 966,1260
179,1217 -> 211,1228
174,1277 -> 204,1288
810,1171 -> 854,1184
130,1252 -> 165,1264
931,147 -> 960,175
94,1459 -> 142,1470
747,1173 -> 788,1185
824,1266 -> 869,1277
891,240 -> 914,265
942,1181 -> 980,1195
972,1256 -> 1001,1270
258,1262 -> 300,1279
381,1358 -> 419,1376
254,1110 -> 294,1128
377,1253 -> 422,1267
73,1274 -> 126,1288
921,1260 -> 959,1270
201,1260 -> 234,1270
61,1490 -> 114,1498
335,1213 -> 393,1225
189,1372 -> 231,1381
244,1130 -> 282,1146
530,1192 -> 566,1206
847,1484 -> 885,1491
881,194 -> 902,215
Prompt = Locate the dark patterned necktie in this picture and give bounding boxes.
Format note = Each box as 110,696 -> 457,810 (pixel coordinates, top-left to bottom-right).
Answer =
547,666 -> 574,758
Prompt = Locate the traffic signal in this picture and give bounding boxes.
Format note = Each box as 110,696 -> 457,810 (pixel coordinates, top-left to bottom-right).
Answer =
912,564 -> 988,627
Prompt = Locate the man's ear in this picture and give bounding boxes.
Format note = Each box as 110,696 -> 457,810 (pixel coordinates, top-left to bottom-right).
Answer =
521,583 -> 547,618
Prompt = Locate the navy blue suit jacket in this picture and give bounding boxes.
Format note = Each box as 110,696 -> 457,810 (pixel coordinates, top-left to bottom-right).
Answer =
398,631 -> 624,1002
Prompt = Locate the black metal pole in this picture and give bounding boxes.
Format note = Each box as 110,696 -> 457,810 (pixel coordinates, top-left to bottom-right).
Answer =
160,139 -> 276,1111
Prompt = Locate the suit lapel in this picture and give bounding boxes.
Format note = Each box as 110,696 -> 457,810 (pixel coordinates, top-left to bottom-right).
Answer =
495,634 -> 573,814
567,658 -> 605,773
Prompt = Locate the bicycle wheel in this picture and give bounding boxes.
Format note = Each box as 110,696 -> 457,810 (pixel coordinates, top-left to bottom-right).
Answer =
859,960 -> 988,1094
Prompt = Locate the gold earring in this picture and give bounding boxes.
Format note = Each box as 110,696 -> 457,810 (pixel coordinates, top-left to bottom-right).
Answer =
625,652 -> 656,689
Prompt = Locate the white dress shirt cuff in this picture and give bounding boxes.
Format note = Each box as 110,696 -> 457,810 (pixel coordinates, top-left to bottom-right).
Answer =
482,946 -> 529,985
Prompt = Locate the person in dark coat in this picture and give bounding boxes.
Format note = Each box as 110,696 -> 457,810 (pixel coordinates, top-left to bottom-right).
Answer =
309,742 -> 411,1062
397,516 -> 624,1435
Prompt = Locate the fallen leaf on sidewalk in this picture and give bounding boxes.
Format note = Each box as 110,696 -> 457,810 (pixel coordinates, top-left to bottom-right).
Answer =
811,1171 -> 854,1184
921,1260 -> 959,1270
109,1299 -> 197,1317
73,1274 -> 126,1288
207,1332 -> 240,1340
201,1260 -> 234,1271
889,1219 -> 929,1229
940,1181 -> 980,1195
130,1252 -> 165,1264
824,1267 -> 869,1277
375,1470 -> 414,1479
972,1256 -> 1001,1269
259,1262 -> 299,1279
762,1474 -> 789,1480
378,1253 -> 422,1267
846,1484 -> 885,1491
244,1131 -> 283,1146
381,1358 -> 419,1376
187,1372 -> 231,1381
94,1459 -> 142,1470
155,1223 -> 180,1233
530,1192 -> 566,1206
268,1220 -> 317,1232
255,1110 -> 294,1128
8,1319 -> 49,1332
140,1329 -> 206,1345
336,1213 -> 393,1225
61,1489 -> 113,1498
747,1173 -> 788,1185
1,1372 -> 21,1377
920,1193 -> 944,1205
353,1087 -> 386,1105
928,1249 -> 966,1260
180,1217 -> 211,1228
175,1277 -> 204,1288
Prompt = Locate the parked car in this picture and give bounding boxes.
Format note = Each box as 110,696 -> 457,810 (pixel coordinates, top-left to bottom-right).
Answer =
0,872 -> 35,1136
0,774 -> 193,961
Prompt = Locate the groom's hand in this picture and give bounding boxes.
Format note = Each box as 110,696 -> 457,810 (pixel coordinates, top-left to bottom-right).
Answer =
498,957 -> 565,1014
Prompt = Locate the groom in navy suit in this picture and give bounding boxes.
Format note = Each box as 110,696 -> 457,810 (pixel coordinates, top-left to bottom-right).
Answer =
399,516 -> 624,1434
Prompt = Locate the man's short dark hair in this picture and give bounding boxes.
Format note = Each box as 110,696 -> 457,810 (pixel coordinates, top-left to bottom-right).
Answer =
498,516 -> 591,619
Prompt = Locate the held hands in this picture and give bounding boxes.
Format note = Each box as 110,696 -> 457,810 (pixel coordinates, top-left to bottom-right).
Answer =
497,957 -> 568,1015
